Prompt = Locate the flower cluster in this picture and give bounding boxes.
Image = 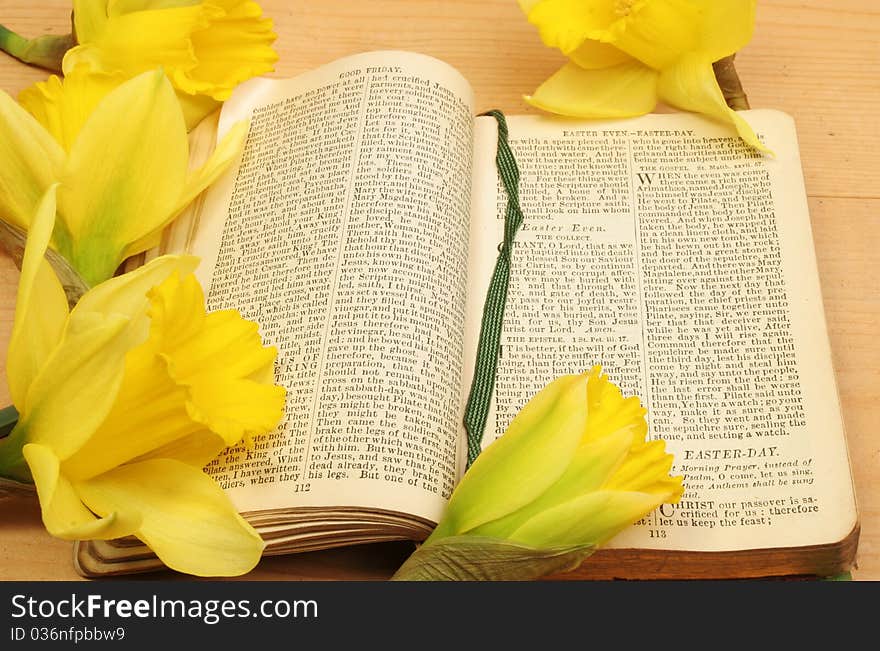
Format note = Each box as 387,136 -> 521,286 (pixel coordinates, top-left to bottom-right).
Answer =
0,1 -> 283,577
519,0 -> 766,151
0,188 -> 285,575
0,0 -> 687,580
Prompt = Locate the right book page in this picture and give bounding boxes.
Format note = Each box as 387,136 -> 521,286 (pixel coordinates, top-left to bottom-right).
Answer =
465,109 -> 858,553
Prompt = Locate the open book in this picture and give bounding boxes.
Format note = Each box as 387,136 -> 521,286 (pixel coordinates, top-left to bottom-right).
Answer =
74,50 -> 859,580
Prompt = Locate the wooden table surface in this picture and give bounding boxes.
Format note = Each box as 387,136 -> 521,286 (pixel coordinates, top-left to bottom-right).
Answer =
0,0 -> 877,581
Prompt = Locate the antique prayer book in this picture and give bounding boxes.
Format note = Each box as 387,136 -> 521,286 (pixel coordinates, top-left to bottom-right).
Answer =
74,50 -> 859,580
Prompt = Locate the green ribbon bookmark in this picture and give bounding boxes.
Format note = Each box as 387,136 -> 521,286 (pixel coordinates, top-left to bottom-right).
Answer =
462,110 -> 525,468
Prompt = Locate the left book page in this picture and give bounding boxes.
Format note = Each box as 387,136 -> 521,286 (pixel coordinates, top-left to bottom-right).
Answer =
184,51 -> 476,526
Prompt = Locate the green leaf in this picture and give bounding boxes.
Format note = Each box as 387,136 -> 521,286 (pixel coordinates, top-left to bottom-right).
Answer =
389,535 -> 595,581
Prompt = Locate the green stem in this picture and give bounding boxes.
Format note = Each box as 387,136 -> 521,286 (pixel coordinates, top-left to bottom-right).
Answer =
0,24 -> 73,72
0,24 -> 27,57
713,54 -> 750,111
0,405 -> 30,483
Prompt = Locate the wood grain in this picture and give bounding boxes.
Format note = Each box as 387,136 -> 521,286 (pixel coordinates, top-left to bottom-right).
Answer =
0,0 -> 877,581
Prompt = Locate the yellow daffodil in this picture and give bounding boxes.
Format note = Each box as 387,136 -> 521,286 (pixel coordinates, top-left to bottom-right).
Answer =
64,0 -> 279,128
2,66 -> 247,287
519,0 -> 768,152
393,366 -> 682,580
0,187 -> 286,577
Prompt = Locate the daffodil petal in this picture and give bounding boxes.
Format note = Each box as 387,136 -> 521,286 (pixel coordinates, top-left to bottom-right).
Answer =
435,374 -> 588,538
468,428 -> 635,540
61,345 -> 201,480
7,185 -> 68,411
246,355 -> 277,385
58,69 -> 190,285
144,276 -> 277,385
603,439 -> 683,498
64,270 -> 284,479
176,88 -> 222,131
525,0 -> 619,55
530,428 -> 636,506
131,429 -> 227,468
144,273 -> 285,444
71,0 -> 109,44
696,0 -> 757,63
176,118 -> 247,215
120,116 -> 242,259
604,0 -> 701,70
18,66 -> 122,152
76,458 -> 265,576
22,312 -> 133,458
657,53 -> 770,153
118,232 -> 165,263
23,443 -> 140,540
583,366 -> 647,443
185,374 -> 286,446
525,59 -> 658,118
179,0 -> 278,101
64,4 -> 205,79
123,119 -> 246,260
145,269 -> 206,350
108,0 -> 204,16
508,490 -> 669,548
524,1 -> 757,71
71,254 -> 199,335
568,39 -> 634,69
170,309 -> 275,380
17,76 -> 71,152
68,1 -> 276,106
0,90 -> 65,232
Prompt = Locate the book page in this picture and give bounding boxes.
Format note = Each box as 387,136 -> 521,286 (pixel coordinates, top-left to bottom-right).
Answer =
467,110 -> 857,552
189,51 -> 475,523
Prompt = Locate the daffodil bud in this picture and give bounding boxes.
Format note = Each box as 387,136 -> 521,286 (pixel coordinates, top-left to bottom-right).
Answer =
393,367 -> 683,580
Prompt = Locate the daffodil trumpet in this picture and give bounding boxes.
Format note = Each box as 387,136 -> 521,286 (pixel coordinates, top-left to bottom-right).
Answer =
1,2 -> 278,130
392,367 -> 683,580
66,0 -> 279,101
0,67 -> 248,288
519,0 -> 769,153
0,186 -> 286,576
